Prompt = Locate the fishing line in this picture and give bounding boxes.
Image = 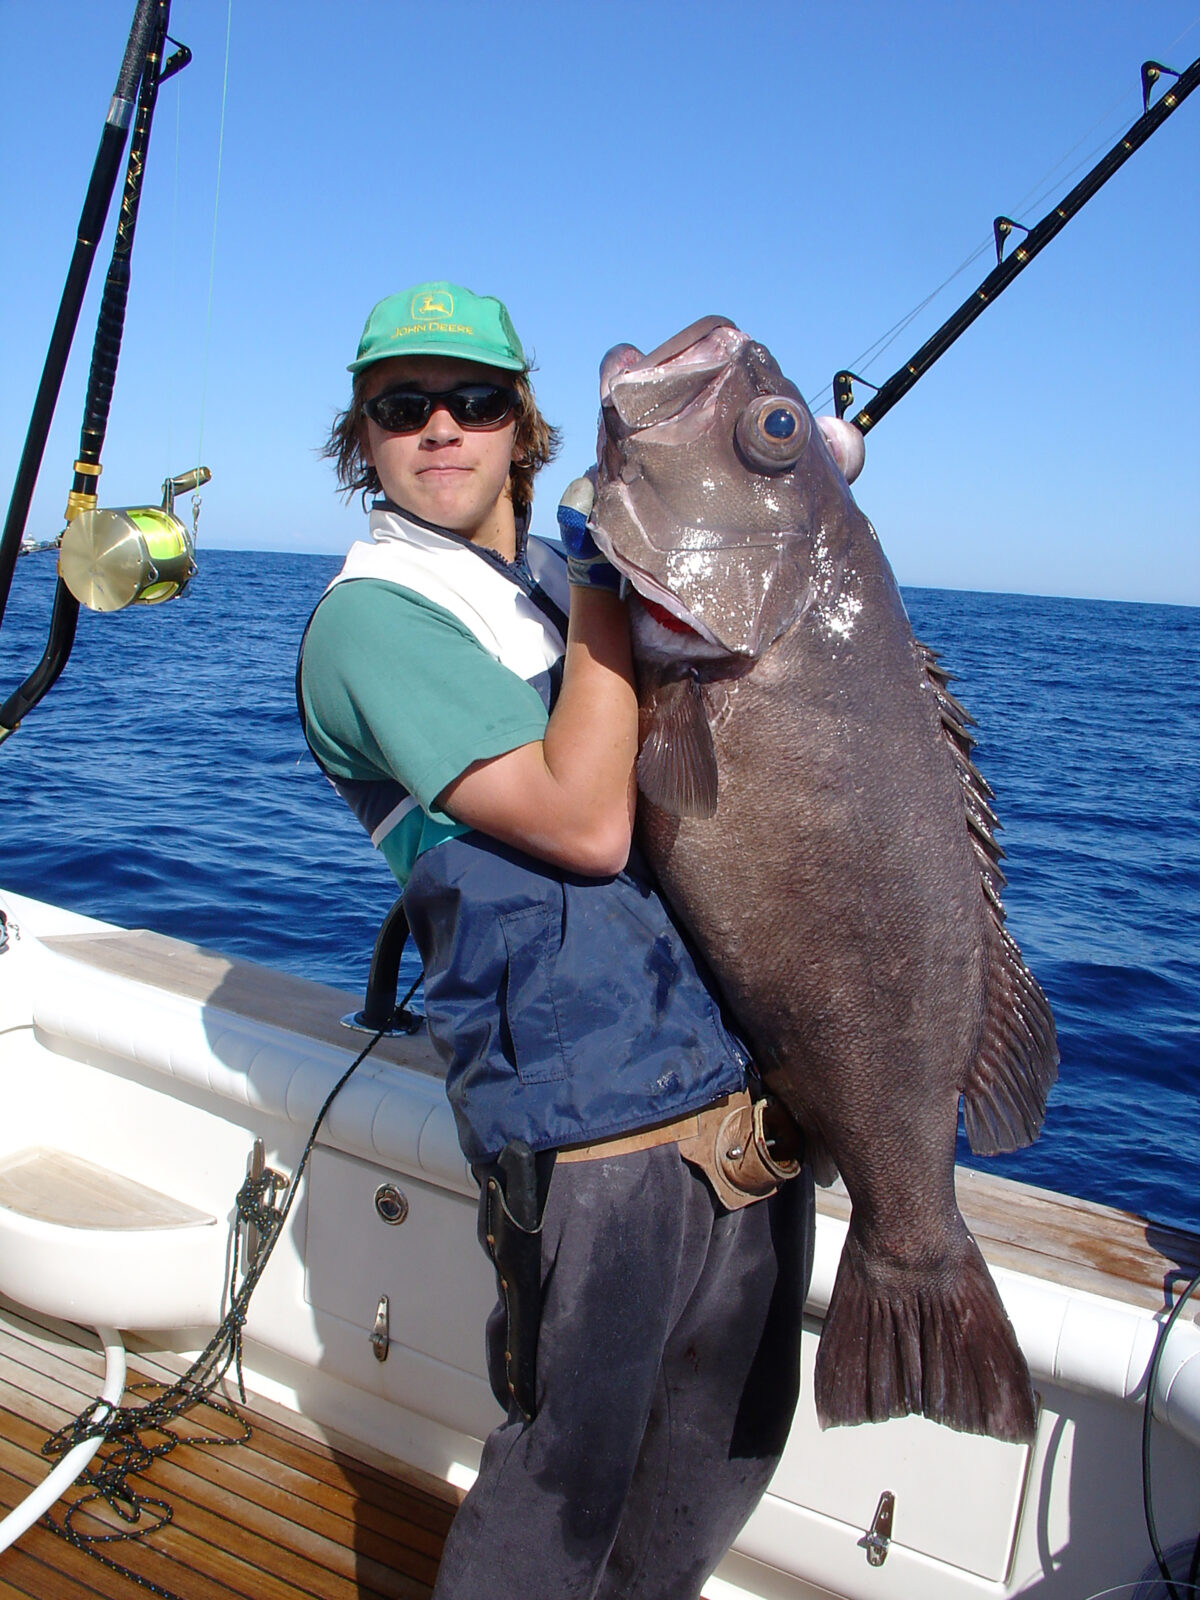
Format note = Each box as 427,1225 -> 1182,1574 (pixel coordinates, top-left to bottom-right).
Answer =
1166,16 -> 1200,55
806,239 -> 992,414
805,96 -> 1134,415
1001,62 -> 1155,227
165,64 -> 182,477
193,0 -> 233,482
806,43 -> 1193,416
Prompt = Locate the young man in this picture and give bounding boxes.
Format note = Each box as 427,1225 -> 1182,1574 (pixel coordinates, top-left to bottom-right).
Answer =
299,282 -> 822,1600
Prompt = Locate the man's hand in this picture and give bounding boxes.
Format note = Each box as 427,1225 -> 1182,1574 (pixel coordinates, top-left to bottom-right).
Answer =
557,474 -> 622,593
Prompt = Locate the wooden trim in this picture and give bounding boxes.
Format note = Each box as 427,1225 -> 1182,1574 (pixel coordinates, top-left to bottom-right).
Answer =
817,1165 -> 1200,1314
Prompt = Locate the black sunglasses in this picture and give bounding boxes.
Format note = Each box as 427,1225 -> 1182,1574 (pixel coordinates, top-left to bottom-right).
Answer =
363,383 -> 518,434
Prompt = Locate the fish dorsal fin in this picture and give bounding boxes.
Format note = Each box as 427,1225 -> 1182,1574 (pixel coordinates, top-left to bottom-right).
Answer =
965,921 -> 1059,1154
916,640 -> 1059,1153
637,675 -> 719,819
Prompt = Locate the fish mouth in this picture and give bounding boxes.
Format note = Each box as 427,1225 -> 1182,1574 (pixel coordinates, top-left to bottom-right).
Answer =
627,315 -> 737,376
638,595 -> 695,636
594,313 -> 808,660
615,558 -> 709,637
598,317 -> 742,411
606,554 -> 728,653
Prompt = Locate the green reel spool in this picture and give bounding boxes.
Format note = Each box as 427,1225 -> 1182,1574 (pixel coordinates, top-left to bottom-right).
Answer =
57,468 -> 209,612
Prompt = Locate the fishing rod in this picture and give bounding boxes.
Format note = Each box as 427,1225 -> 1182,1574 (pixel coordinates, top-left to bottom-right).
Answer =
833,53 -> 1200,434
0,0 -> 206,746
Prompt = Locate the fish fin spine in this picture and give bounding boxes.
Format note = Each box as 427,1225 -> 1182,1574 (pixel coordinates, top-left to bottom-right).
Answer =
963,926 -> 1058,1154
918,634 -> 1058,1152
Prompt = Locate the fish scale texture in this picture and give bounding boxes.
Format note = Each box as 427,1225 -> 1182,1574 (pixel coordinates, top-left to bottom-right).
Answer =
595,316 -> 1058,1440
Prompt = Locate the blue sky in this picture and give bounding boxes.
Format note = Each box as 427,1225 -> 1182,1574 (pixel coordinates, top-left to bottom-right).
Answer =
2,1 -> 1197,603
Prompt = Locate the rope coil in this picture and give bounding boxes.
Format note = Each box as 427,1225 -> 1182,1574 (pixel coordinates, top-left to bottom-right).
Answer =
37,1021 -> 386,1597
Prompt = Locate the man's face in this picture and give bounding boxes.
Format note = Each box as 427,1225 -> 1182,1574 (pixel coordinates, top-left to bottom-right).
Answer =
359,355 -> 519,539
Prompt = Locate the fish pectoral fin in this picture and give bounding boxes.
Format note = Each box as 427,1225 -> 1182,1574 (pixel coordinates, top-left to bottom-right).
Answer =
801,1125 -> 840,1188
637,675 -> 719,819
962,923 -> 1059,1154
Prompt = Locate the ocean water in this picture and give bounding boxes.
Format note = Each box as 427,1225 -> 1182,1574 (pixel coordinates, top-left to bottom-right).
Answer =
1,550 -> 1196,1234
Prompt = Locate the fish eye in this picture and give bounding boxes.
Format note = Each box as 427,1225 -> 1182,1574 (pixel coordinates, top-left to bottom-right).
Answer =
734,395 -> 810,472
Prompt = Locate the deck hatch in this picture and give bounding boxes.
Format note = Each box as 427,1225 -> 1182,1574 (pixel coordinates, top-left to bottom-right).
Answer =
768,1322 -> 1034,1582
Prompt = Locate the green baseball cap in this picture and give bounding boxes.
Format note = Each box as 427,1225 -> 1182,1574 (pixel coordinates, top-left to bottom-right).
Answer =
348,281 -> 527,375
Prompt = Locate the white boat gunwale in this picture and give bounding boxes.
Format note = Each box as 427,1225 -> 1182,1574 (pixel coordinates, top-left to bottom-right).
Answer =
1,887 -> 1197,1600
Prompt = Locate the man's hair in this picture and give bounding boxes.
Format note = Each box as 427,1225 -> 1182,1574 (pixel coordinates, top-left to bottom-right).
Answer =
322,370 -> 562,518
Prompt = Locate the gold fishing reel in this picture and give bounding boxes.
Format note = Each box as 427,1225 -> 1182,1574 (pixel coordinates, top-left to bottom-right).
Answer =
58,467 -> 210,612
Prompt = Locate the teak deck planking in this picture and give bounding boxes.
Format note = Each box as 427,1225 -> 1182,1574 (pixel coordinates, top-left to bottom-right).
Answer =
0,1300 -> 459,1599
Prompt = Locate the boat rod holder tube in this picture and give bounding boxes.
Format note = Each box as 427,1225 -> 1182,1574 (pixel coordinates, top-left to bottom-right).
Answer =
0,0 -> 163,633
0,1325 -> 125,1554
836,52 -> 1200,434
342,899 -> 424,1036
0,2 -> 178,740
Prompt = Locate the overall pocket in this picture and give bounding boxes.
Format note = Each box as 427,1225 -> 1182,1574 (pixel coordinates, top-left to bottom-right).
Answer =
498,901 -> 568,1084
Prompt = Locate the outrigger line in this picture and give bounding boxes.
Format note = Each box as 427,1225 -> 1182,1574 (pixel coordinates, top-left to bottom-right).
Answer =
833,53 -> 1200,434
0,0 -> 200,746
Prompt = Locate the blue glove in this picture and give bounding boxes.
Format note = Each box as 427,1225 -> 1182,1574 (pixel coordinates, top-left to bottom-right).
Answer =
557,474 -> 622,594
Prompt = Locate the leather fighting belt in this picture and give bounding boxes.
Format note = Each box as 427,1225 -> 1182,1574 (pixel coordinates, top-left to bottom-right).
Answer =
556,1089 -> 803,1211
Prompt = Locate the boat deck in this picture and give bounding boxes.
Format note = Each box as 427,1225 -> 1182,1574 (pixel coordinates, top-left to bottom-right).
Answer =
0,1299 -> 459,1600
4,920 -> 1199,1599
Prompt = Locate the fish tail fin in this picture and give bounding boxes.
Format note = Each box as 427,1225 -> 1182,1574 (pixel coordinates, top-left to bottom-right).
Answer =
814,1226 -> 1036,1443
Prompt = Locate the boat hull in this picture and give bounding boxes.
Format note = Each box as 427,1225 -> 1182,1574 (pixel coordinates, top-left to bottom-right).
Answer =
1,888 -> 1196,1600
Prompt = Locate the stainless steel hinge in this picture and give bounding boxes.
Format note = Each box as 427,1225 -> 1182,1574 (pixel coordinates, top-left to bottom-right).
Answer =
859,1490 -> 895,1567
371,1294 -> 390,1362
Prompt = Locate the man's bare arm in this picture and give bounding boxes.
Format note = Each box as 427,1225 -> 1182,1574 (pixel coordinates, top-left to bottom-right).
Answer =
437,587 -> 638,876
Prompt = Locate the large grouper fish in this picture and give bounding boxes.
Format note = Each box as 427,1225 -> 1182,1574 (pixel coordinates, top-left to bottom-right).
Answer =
583,315 -> 1059,1443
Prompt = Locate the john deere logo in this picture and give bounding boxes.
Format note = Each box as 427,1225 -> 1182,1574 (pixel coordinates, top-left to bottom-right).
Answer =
411,290 -> 453,321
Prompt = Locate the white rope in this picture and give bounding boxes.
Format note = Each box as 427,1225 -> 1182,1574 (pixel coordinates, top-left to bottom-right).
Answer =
0,1327 -> 125,1553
